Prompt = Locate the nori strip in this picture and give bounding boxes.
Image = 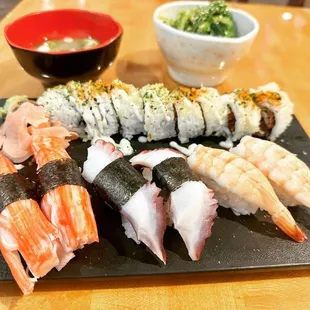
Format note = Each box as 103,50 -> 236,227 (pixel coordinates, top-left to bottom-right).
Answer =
38,158 -> 85,197
93,158 -> 147,209
153,157 -> 199,193
0,173 -> 33,212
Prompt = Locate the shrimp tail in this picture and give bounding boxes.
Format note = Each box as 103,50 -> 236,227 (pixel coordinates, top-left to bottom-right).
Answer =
272,208 -> 307,242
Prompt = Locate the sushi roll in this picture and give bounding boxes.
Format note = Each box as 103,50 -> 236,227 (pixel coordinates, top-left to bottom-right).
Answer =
130,149 -> 218,261
140,84 -> 176,141
221,89 -> 262,142
66,80 -> 101,140
188,145 -> 307,242
172,88 -> 205,143
250,83 -> 294,141
37,85 -> 85,137
0,152 -> 62,295
82,140 -> 167,263
107,79 -> 144,140
195,87 -> 230,137
84,80 -> 119,140
231,136 -> 310,208
31,132 -> 99,258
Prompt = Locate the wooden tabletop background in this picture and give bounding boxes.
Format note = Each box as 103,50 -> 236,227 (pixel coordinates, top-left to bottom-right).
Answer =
0,0 -> 310,309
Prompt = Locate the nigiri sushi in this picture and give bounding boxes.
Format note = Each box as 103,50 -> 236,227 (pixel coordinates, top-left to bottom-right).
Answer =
0,152 -> 61,295
230,136 -> 310,208
31,133 -> 99,261
187,145 -> 306,242
130,149 -> 218,261
82,140 -> 167,263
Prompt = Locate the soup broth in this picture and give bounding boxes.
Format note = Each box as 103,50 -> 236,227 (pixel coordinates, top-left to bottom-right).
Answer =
34,37 -> 100,52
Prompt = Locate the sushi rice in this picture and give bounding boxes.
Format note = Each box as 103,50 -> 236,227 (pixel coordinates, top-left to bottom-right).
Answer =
250,82 -> 294,141
222,89 -> 262,142
141,84 -> 176,141
196,87 -> 230,137
108,79 -> 144,140
37,85 -> 86,137
172,88 -> 205,143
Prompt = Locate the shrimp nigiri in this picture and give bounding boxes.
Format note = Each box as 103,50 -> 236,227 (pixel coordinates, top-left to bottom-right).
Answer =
31,134 -> 99,262
82,140 -> 167,264
187,145 -> 307,242
0,152 -> 61,295
230,136 -> 310,208
130,148 -> 218,261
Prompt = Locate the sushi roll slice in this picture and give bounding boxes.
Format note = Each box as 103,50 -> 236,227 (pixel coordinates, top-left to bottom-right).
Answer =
172,88 -> 205,143
188,145 -> 307,242
140,84 -> 176,141
84,80 -> 119,140
37,85 -> 85,137
195,87 -> 230,137
31,132 -> 99,258
130,149 -> 218,261
250,83 -> 294,141
82,140 -> 167,264
221,89 -> 262,142
231,136 -> 310,208
107,79 -> 144,140
66,81 -> 101,141
0,152 -> 62,295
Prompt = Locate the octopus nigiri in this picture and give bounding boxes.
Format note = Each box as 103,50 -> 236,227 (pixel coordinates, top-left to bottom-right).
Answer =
82,140 -> 166,263
0,152 -> 61,295
31,134 -> 99,261
130,149 -> 218,261
187,145 -> 306,242
230,136 -> 310,208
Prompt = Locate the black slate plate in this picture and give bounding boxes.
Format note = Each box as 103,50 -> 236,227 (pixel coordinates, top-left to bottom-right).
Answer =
0,97 -> 309,282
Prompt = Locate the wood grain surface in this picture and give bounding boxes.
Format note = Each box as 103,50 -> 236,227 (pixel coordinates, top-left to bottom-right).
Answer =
0,1 -> 310,309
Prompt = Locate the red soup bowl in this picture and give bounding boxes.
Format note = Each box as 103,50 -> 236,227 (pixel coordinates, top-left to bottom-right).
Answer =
4,9 -> 123,86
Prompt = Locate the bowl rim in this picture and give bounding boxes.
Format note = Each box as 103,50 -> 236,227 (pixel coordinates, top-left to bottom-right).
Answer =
4,8 -> 123,55
153,1 -> 259,44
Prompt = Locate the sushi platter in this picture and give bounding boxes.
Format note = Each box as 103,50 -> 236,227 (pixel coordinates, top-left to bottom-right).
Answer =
0,78 -> 309,295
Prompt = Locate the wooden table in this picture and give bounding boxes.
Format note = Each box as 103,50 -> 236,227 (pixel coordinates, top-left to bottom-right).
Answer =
0,1 -> 310,309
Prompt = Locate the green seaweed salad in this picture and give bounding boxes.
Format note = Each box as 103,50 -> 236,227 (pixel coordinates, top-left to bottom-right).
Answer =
160,1 -> 237,38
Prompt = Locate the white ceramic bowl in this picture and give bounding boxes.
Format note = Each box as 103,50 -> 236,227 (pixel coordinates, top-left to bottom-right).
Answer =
153,1 -> 259,87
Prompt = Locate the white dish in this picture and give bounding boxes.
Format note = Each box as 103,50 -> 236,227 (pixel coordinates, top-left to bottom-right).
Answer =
153,1 -> 259,87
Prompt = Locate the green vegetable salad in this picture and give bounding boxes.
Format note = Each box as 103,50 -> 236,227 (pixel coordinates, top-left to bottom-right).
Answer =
160,1 -> 237,38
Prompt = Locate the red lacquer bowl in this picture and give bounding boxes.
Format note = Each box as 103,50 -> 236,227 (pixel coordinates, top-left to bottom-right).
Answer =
4,9 -> 123,86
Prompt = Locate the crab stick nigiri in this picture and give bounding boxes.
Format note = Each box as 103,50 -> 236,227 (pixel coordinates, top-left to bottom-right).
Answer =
0,152 -> 61,295
82,140 -> 167,264
230,136 -> 310,208
31,133 -> 99,261
188,145 -> 307,242
130,148 -> 218,261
